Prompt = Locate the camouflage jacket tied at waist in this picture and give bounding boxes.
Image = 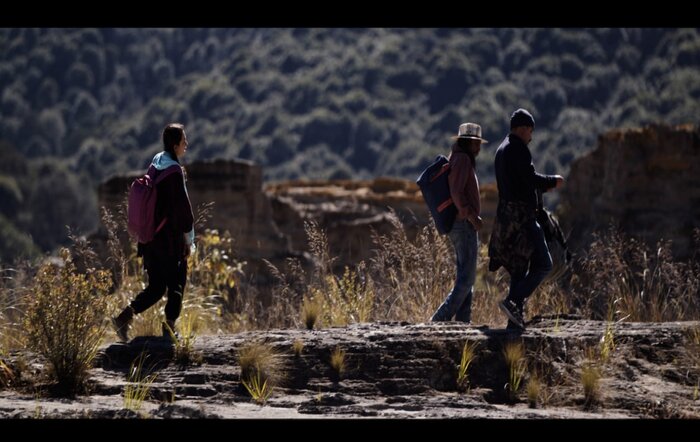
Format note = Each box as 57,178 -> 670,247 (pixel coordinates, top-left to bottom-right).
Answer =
488,200 -> 536,275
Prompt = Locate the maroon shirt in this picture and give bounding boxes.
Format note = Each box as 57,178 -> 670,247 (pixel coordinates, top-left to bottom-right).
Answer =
448,149 -> 480,222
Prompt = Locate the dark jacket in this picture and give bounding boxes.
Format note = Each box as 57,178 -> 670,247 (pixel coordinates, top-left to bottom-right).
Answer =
488,133 -> 557,274
139,168 -> 194,259
494,134 -> 557,208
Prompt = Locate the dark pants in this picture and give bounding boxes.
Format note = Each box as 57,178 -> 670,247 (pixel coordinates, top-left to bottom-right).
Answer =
506,219 -> 553,327
130,247 -> 187,322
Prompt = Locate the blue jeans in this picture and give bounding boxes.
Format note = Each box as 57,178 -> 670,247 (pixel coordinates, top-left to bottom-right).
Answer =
431,219 -> 478,323
507,218 -> 553,307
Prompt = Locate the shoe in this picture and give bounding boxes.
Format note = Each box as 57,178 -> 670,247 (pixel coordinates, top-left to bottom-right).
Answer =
499,298 -> 525,330
162,320 -> 179,339
112,306 -> 134,342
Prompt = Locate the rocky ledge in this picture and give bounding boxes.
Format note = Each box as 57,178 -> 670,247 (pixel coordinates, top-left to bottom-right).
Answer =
1,318 -> 698,419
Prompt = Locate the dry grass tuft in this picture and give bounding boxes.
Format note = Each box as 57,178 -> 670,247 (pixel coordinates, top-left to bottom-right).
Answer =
526,372 -> 542,408
124,352 -> 157,412
456,340 -> 479,392
330,346 -> 346,381
292,339 -> 304,357
503,341 -> 527,403
238,341 -> 284,393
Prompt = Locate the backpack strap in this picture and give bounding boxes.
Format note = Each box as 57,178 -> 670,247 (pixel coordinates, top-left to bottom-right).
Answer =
153,164 -> 183,184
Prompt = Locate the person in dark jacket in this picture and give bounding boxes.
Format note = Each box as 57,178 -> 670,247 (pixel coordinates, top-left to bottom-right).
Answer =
488,109 -> 563,330
431,122 -> 486,324
113,123 -> 195,341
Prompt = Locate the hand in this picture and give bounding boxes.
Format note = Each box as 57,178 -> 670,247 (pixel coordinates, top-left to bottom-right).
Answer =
554,175 -> 565,189
469,215 -> 484,231
546,175 -> 564,192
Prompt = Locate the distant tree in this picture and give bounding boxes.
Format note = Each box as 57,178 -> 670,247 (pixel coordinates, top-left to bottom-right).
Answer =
503,39 -> 531,72
38,109 -> 67,152
36,78 -> 59,108
70,90 -> 99,126
80,45 -> 106,86
0,214 -> 39,263
299,110 -> 352,152
615,44 -> 642,73
675,40 -> 700,67
27,162 -> 95,251
0,175 -> 22,218
428,66 -> 471,113
560,54 -> 584,81
265,134 -> 296,166
65,62 -> 95,91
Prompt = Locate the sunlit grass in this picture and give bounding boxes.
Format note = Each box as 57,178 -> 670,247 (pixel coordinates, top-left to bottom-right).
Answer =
241,368 -> 273,405
292,339 -> 304,357
503,341 -> 526,403
456,340 -> 478,392
330,346 -> 346,381
526,372 -> 542,408
238,341 -> 284,398
124,352 -> 157,412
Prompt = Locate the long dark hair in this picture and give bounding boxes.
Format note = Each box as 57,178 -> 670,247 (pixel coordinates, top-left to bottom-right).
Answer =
162,123 -> 184,164
452,138 -> 476,167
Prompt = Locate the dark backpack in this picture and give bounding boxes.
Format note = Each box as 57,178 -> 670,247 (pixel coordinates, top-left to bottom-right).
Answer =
127,164 -> 182,244
416,155 -> 457,234
536,189 -> 572,264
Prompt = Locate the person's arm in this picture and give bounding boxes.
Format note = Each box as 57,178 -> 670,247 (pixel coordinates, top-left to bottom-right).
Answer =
448,154 -> 477,221
160,172 -> 194,235
513,146 -> 557,192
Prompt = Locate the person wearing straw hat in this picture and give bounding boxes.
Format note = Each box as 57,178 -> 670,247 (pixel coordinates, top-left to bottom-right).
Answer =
488,108 -> 564,330
431,122 -> 487,323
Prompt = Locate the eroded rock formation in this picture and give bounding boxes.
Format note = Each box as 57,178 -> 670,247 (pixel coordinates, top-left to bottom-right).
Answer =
559,123 -> 700,259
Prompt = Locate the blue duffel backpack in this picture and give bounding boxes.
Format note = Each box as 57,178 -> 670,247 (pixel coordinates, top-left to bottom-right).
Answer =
416,155 -> 457,234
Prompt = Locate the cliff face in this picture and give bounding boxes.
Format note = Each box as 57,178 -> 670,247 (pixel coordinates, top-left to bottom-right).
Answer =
560,123 -> 700,259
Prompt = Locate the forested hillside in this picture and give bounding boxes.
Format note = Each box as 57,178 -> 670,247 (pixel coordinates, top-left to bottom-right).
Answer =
2,28 -> 700,261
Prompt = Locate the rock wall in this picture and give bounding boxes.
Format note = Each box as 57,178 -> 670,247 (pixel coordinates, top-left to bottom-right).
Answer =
559,123 -> 700,259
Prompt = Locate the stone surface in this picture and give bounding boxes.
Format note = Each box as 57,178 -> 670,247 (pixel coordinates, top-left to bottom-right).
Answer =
2,319 -> 698,418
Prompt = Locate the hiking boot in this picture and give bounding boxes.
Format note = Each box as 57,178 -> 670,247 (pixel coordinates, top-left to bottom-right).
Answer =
112,306 -> 134,342
499,298 -> 525,330
506,303 -> 525,330
162,320 -> 178,339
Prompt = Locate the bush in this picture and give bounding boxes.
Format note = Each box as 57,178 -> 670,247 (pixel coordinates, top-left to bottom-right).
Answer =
25,248 -> 112,396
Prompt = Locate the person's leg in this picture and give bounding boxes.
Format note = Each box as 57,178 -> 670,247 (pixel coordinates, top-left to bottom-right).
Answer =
431,220 -> 470,321
502,269 -> 526,329
114,248 -> 166,341
454,226 -> 478,323
129,249 -> 168,315
164,256 -> 187,325
510,220 -> 553,305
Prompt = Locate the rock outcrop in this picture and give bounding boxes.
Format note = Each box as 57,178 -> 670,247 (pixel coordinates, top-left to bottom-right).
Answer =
559,123 -> 700,259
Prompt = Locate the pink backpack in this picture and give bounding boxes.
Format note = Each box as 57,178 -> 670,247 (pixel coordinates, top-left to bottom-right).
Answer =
127,164 -> 182,244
